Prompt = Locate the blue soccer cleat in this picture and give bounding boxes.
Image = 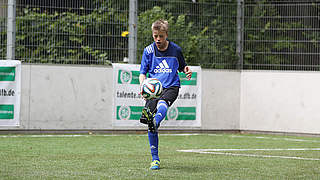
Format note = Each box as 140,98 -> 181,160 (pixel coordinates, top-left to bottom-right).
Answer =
150,160 -> 160,170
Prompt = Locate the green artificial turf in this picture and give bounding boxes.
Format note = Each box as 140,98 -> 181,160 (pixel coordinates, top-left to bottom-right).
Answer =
1,133 -> 320,179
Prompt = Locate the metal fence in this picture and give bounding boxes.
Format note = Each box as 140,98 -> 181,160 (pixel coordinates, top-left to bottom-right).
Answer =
0,0 -> 7,59
137,0 -> 238,69
13,0 -> 129,64
244,1 -> 320,71
1,0 -> 320,70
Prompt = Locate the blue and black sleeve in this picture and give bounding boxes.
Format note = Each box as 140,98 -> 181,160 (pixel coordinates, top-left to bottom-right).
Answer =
177,47 -> 187,72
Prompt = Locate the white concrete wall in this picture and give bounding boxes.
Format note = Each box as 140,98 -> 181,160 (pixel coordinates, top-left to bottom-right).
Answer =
19,65 -> 113,129
201,70 -> 240,130
9,65 -> 240,130
240,71 -> 320,134
2,65 -> 320,134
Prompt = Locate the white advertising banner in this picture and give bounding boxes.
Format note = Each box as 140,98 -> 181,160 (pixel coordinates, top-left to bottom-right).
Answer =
112,63 -> 201,127
0,60 -> 21,126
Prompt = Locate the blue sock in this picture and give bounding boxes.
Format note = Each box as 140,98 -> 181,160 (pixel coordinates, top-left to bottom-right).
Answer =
148,131 -> 159,161
154,100 -> 168,127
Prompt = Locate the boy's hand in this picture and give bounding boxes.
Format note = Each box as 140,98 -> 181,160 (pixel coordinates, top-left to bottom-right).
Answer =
139,74 -> 147,100
184,66 -> 192,80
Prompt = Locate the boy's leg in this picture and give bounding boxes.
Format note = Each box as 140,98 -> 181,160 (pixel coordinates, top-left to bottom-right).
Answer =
141,100 -> 168,133
145,86 -> 179,131
155,86 -> 179,127
142,107 -> 157,133
154,100 -> 168,128
148,131 -> 159,162
140,99 -> 157,125
143,87 -> 179,170
141,100 -> 160,168
143,102 -> 160,170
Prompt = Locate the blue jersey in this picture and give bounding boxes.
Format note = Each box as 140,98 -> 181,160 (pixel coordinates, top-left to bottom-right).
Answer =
140,41 -> 187,88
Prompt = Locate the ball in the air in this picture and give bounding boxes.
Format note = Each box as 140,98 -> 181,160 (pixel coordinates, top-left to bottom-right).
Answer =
140,78 -> 163,100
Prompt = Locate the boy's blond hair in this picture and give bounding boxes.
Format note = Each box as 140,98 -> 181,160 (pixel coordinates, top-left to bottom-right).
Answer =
151,19 -> 169,33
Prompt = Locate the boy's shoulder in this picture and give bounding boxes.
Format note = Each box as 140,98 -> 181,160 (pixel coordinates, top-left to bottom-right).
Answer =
168,41 -> 182,51
144,43 -> 155,55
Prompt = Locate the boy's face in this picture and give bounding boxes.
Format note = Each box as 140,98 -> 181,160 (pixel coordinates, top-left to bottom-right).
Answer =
152,30 -> 168,50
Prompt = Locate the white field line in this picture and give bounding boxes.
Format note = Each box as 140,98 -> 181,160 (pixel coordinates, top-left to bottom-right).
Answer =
177,148 -> 320,161
199,152 -> 320,161
229,135 -> 320,143
179,148 -> 320,152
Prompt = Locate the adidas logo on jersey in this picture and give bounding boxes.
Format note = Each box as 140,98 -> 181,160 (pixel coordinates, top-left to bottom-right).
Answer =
154,60 -> 172,73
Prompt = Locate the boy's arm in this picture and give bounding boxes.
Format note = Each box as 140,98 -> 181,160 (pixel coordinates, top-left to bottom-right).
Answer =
139,74 -> 146,85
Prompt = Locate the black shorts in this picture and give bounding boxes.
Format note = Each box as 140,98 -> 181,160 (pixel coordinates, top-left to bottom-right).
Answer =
145,86 -> 179,113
